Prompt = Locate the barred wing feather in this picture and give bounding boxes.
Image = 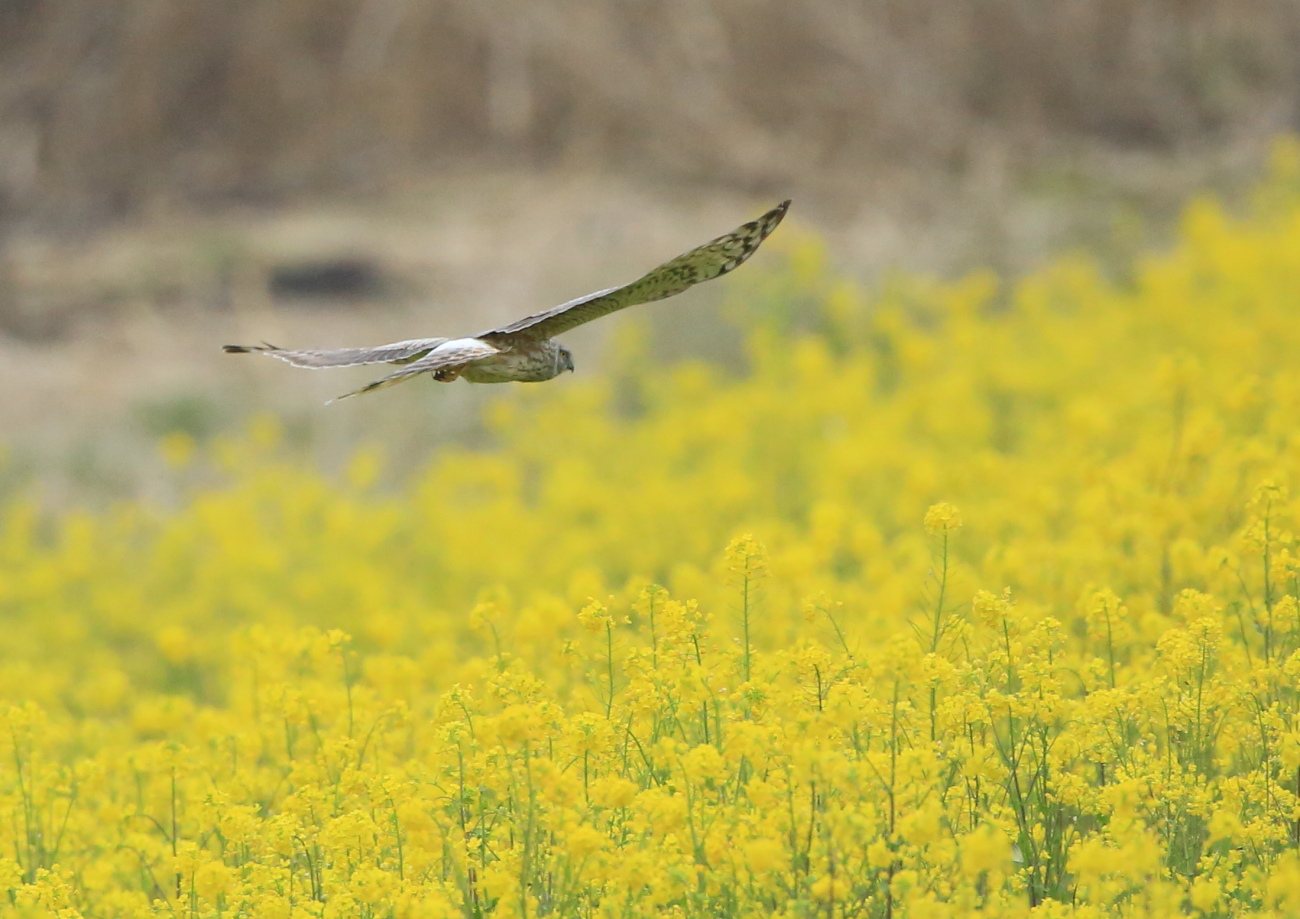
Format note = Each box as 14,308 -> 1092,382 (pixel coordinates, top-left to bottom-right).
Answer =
222,338 -> 450,369
482,200 -> 789,342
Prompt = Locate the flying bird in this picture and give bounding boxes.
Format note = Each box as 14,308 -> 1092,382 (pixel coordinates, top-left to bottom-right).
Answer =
224,200 -> 790,401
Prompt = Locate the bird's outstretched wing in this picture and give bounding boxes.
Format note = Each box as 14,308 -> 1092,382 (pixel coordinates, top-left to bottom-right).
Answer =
481,200 -> 790,342
223,338 -> 451,368
330,339 -> 502,402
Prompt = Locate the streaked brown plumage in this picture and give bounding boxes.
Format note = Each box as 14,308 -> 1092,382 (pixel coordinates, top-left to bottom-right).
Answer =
225,200 -> 790,401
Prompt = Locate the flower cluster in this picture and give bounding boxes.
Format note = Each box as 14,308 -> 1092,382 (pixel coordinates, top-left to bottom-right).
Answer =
2,142 -> 1300,917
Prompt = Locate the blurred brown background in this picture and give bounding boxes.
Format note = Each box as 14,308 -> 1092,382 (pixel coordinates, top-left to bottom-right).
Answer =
1,0 -> 1298,498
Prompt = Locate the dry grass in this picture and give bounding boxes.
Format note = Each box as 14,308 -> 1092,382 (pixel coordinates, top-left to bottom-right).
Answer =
1,0 -> 1297,222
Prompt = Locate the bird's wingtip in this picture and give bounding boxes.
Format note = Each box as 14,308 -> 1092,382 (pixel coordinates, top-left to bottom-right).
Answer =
756,200 -> 791,236
326,388 -> 365,405
224,342 -> 282,354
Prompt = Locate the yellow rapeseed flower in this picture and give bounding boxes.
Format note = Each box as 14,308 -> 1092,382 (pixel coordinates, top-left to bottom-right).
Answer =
923,502 -> 963,536
3,154 -> 1300,917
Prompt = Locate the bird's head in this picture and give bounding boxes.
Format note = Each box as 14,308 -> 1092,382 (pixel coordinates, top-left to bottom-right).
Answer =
558,346 -> 575,374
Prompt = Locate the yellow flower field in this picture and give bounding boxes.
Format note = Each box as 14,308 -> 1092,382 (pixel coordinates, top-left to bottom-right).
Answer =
4,146 -> 1300,917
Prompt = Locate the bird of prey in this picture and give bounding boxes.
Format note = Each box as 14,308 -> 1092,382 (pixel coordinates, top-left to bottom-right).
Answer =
224,200 -> 790,401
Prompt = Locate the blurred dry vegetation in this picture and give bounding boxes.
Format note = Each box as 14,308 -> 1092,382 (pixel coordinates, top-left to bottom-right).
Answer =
1,0 -> 1299,497
3,0 -> 1299,218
